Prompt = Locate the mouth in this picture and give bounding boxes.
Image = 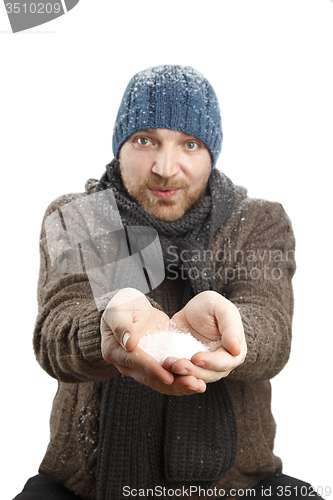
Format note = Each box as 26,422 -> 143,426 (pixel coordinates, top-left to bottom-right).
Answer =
148,187 -> 181,199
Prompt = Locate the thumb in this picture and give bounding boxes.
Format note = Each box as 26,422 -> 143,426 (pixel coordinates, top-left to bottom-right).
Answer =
102,288 -> 149,350
215,299 -> 244,356
101,309 -> 141,352
221,328 -> 242,356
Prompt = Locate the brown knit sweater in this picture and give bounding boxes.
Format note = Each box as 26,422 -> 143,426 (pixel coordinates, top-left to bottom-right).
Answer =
33,184 -> 296,499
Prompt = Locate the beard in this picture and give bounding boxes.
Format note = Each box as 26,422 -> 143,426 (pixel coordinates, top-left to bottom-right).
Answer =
119,165 -> 209,222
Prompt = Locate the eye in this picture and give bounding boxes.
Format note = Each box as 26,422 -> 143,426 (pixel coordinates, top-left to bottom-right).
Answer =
137,137 -> 152,146
185,141 -> 198,151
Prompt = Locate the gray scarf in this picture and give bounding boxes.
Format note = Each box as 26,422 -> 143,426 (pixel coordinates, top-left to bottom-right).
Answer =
95,160 -> 238,499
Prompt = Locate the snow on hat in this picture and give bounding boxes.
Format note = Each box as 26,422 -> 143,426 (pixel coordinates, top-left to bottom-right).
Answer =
112,65 -> 223,168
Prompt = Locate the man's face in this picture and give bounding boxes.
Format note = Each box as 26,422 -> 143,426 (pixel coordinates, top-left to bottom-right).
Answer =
118,128 -> 212,222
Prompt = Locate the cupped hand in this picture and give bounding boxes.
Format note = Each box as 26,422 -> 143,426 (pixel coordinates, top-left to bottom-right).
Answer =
101,288 -> 206,395
163,291 -> 247,383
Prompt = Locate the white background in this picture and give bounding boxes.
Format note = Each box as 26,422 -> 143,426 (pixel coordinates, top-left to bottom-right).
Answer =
1,1 -> 332,498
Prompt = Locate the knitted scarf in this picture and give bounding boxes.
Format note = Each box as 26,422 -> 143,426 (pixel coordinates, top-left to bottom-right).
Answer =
95,160 -> 238,499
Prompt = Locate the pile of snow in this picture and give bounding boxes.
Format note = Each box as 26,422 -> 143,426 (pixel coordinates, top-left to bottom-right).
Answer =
138,325 -> 209,362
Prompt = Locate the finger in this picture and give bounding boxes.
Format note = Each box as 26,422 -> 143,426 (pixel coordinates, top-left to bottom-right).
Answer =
163,356 -> 214,380
102,289 -> 151,346
101,318 -> 140,353
121,331 -> 141,351
121,369 -> 206,396
172,374 -> 206,394
167,357 -> 202,376
167,357 -> 227,383
124,348 -> 175,385
161,357 -> 178,372
191,348 -> 245,374
221,327 -> 242,357
102,308 -> 136,347
214,303 -> 244,356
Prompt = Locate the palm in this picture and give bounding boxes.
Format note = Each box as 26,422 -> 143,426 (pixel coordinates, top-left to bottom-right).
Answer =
136,307 -> 170,339
171,293 -> 223,349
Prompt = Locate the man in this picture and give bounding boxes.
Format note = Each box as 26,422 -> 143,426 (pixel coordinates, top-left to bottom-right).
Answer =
14,65 -> 320,500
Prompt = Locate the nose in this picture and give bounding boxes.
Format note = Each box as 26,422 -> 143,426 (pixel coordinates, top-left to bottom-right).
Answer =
151,145 -> 180,179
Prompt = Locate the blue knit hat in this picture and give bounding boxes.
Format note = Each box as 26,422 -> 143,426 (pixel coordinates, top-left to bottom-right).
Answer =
112,65 -> 223,168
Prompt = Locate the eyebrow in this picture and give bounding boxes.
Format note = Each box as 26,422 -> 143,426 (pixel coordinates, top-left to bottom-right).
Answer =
141,128 -> 199,140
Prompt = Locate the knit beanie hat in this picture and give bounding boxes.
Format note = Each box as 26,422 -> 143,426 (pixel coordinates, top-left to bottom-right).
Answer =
112,65 -> 223,167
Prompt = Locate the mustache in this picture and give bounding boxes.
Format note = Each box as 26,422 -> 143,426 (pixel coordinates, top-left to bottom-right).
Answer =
140,178 -> 189,190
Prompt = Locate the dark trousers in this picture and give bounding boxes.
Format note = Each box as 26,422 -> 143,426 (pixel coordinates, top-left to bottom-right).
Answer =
13,472 -> 323,499
13,475 -> 83,500
248,471 -> 323,499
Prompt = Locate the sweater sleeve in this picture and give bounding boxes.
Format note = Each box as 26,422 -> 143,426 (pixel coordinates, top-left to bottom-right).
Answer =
33,194 -> 121,383
215,197 -> 296,382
